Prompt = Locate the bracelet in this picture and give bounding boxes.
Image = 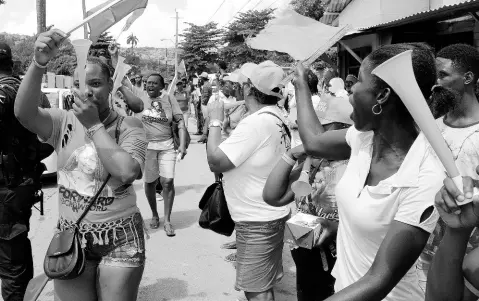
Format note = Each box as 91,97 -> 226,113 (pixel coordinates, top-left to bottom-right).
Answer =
282,153 -> 296,166
208,119 -> 224,129
86,124 -> 104,140
32,57 -> 47,69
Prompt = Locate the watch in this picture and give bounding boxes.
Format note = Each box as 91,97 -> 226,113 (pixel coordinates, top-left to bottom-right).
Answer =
208,119 -> 223,129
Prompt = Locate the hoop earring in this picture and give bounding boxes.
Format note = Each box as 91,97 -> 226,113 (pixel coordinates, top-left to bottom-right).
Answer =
372,103 -> 382,115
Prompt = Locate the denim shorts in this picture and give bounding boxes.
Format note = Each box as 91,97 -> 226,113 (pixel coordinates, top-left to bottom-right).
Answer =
60,212 -> 146,268
234,214 -> 289,292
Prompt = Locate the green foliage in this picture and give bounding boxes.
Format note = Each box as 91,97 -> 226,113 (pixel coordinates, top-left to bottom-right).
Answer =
220,9 -> 293,69
90,32 -> 115,59
290,0 -> 325,21
0,0 -> 5,4
127,33 -> 139,50
179,22 -> 223,74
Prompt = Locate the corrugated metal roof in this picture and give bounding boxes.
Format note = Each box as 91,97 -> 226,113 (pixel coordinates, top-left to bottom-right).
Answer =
320,0 -> 354,25
357,0 -> 479,30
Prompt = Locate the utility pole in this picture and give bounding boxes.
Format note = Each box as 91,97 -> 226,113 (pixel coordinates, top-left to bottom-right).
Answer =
174,9 -> 179,77
165,47 -> 169,77
82,0 -> 88,39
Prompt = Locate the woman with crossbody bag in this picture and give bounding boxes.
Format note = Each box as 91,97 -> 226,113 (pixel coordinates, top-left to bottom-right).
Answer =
15,29 -> 148,301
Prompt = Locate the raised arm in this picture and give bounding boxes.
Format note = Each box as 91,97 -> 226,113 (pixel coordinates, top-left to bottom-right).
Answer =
118,86 -> 144,113
426,175 -> 479,301
14,29 -> 67,141
294,65 -> 350,160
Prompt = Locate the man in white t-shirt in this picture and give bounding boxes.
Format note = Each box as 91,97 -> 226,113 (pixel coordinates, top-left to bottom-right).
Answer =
419,44 -> 479,298
205,61 -> 291,301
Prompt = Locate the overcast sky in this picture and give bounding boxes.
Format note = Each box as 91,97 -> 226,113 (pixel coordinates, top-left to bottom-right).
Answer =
0,0 -> 292,48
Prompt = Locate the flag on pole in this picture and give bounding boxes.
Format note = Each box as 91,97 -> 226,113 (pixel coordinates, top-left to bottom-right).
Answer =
178,60 -> 186,75
168,75 -> 178,96
122,7 -> 146,32
87,0 -> 148,43
246,8 -> 349,61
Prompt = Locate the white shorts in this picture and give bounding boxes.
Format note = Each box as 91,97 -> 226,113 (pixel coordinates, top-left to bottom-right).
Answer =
144,148 -> 176,182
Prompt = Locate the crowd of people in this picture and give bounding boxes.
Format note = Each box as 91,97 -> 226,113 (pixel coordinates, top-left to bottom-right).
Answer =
0,25 -> 479,301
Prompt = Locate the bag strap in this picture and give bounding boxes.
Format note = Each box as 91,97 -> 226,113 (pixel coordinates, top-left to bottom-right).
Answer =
259,111 -> 291,140
75,116 -> 124,226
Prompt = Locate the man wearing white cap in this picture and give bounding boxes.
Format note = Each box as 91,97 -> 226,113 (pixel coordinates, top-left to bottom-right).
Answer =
206,61 -> 291,301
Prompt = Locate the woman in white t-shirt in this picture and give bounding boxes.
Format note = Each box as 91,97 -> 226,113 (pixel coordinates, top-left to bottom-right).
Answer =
206,61 -> 291,301
288,44 -> 446,301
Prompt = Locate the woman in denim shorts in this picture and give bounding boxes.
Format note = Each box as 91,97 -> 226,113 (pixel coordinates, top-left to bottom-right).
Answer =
206,61 -> 291,301
15,29 -> 148,301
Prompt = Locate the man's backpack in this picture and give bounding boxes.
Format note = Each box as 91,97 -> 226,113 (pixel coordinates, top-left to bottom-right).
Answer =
0,76 -> 54,187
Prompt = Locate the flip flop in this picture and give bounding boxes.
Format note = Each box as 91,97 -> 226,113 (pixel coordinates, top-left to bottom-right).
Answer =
164,222 -> 176,237
220,241 -> 237,249
150,216 -> 160,229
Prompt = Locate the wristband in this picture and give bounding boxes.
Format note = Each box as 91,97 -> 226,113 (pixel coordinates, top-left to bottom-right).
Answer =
282,153 -> 296,166
32,57 -> 48,69
86,123 -> 104,140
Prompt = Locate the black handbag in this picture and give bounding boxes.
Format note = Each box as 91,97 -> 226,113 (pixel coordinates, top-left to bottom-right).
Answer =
198,174 -> 235,236
43,116 -> 123,280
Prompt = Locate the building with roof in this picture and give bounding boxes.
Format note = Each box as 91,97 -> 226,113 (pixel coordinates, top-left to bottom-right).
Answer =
322,0 -> 479,78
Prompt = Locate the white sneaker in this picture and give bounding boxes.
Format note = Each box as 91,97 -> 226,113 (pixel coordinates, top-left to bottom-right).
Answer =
156,193 -> 163,201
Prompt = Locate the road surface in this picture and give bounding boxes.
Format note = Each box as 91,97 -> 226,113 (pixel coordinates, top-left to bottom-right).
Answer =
23,130 -> 297,301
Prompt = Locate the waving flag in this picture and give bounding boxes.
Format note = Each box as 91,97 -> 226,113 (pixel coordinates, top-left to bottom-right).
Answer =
247,9 -> 349,61
87,0 -> 148,43
178,60 -> 187,75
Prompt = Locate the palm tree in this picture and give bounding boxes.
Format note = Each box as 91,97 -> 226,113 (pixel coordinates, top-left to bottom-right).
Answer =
36,0 -> 46,34
126,33 -> 139,52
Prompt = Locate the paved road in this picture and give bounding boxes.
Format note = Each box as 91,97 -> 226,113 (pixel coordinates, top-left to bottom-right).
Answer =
23,127 -> 297,301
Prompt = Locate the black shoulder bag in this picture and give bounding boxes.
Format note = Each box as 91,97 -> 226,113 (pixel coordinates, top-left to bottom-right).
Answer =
198,173 -> 234,236
43,116 -> 124,280
198,110 -> 292,237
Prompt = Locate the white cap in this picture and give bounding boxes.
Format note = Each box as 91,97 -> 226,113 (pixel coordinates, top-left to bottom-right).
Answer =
223,71 -> 240,83
239,63 -> 258,82
200,72 -> 209,78
249,61 -> 285,98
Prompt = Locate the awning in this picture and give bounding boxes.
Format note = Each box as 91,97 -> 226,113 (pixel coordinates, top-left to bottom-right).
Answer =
319,0 -> 354,25
358,0 -> 479,30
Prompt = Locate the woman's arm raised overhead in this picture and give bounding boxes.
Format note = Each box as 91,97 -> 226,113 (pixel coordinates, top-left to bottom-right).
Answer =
294,65 -> 351,161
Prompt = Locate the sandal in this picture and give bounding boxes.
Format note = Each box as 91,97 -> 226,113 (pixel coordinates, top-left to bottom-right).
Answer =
164,222 -> 176,237
220,241 -> 237,249
150,216 -> 160,229
224,252 -> 237,263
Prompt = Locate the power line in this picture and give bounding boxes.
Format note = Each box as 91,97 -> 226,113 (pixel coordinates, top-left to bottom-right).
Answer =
207,0 -> 228,23
267,0 -> 280,8
222,0 -> 254,28
251,0 -> 266,11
